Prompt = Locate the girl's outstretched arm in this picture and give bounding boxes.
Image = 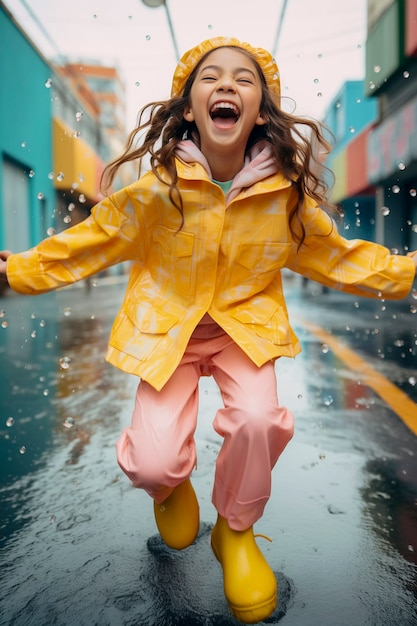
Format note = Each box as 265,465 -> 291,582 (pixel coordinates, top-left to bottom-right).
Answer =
0,250 -> 12,287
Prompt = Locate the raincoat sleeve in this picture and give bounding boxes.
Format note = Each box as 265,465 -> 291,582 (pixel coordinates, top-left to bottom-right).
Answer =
286,198 -> 415,300
6,189 -> 145,295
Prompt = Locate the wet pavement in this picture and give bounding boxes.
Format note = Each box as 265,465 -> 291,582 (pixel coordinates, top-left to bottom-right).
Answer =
0,275 -> 416,625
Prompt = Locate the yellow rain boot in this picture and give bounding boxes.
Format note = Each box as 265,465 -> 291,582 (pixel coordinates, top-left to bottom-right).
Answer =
153,479 -> 200,550
211,515 -> 277,624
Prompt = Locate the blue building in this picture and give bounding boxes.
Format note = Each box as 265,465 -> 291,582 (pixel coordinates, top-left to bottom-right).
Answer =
0,3 -> 55,252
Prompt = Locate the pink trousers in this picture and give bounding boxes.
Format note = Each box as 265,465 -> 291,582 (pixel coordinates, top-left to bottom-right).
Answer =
116,332 -> 294,531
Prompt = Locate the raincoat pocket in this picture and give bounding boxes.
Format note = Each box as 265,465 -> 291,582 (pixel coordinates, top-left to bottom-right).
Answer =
228,242 -> 291,297
234,242 -> 291,270
125,299 -> 179,334
152,225 -> 194,257
231,295 -> 292,345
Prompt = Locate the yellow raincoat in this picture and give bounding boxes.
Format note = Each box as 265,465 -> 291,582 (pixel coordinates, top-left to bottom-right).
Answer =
6,159 -> 415,390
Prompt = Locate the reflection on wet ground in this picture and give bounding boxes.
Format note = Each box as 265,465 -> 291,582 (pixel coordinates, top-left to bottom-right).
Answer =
0,278 -> 416,625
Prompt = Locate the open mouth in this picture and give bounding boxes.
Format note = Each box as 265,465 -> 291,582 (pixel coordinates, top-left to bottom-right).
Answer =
209,102 -> 240,128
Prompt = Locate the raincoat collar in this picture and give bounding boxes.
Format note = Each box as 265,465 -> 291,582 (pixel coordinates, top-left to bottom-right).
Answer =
175,138 -> 287,203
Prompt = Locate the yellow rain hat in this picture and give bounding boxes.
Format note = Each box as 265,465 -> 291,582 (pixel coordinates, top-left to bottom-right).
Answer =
171,37 -> 281,103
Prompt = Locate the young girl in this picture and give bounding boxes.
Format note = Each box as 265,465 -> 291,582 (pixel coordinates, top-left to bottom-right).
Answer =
1,37 -> 416,624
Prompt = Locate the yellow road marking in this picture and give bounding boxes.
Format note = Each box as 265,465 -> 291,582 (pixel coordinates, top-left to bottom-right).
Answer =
294,316 -> 417,436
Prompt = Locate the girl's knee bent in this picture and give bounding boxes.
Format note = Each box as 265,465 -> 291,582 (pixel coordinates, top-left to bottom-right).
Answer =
116,426 -> 196,492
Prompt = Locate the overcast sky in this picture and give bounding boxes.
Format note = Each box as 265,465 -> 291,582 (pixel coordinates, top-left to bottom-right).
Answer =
4,0 -> 368,128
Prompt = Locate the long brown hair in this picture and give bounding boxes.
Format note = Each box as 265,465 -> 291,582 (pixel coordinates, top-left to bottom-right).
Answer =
101,46 -> 338,245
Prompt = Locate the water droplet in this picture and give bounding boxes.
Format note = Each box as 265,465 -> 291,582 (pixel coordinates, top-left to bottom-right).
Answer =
356,98 -> 361,103
73,131 -> 80,139
39,319 -> 46,327
323,395 -> 334,406
373,65 -> 381,73
317,92 -> 322,98
380,206 -> 390,216
403,71 -> 410,79
79,194 -> 86,204
392,185 -> 400,194
57,172 -> 64,181
407,544 -> 414,552
63,416 -> 75,429
313,78 -> 319,84
75,110 -> 83,122
410,305 -> 417,314
349,126 -> 355,133
68,202 -> 75,212
59,356 -> 71,370
29,170 -> 35,178
43,389 -> 49,396
63,308 -> 71,317
145,34 -> 151,41
328,504 -> 344,515
391,248 -> 399,255
128,15 -> 133,21
48,172 -> 55,180
0,309 -> 5,318
31,330 -> 37,338
208,24 -> 213,30
397,161 -> 406,170
1,320 -> 9,328
297,394 -> 303,399
408,376 -> 416,386
21,141 -> 26,148
135,81 -> 140,87
45,78 -> 52,88
92,14 -> 97,19
47,227 -> 56,236
369,81 -> 375,90
318,454 -> 326,460
321,343 -> 329,354
409,189 -> 416,197
19,446 -> 26,454
411,289 -> 417,300
6,417 -> 14,427
37,192 -> 44,200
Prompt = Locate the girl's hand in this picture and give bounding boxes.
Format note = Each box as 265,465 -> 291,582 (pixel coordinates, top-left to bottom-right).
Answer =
407,250 -> 417,268
0,250 -> 12,286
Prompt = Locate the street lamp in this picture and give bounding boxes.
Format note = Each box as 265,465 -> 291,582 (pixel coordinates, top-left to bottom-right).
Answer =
141,0 -> 180,61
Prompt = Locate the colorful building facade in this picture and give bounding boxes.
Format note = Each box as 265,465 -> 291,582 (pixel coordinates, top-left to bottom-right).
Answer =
324,0 -> 417,256
0,2 -> 127,262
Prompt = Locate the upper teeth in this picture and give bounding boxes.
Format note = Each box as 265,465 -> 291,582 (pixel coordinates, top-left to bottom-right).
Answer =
211,102 -> 239,114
